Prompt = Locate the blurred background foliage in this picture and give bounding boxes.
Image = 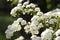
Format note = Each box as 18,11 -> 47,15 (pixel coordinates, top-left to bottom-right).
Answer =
0,0 -> 60,40
0,0 -> 60,12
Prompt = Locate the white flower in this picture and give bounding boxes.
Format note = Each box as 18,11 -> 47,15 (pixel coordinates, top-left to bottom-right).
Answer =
31,15 -> 40,21
35,7 -> 40,12
44,12 -> 52,19
5,20 -> 22,39
31,35 -> 37,38
55,36 -> 60,40
38,23 -> 43,29
49,18 -> 56,24
55,11 -> 60,16
15,36 -> 24,40
26,5 -> 30,8
22,5 -> 26,8
21,20 -> 27,25
45,11 -> 52,15
28,9 -> 33,12
17,18 -> 23,22
12,21 -> 21,31
23,1 -> 29,7
29,3 -> 36,8
37,11 -> 43,16
23,9 -> 30,14
17,3 -> 22,7
49,27 -> 53,30
24,25 -> 30,33
55,29 -> 60,37
31,21 -> 39,26
30,23 -> 39,35
22,11 -> 26,15
10,7 -> 21,17
7,25 -> 12,30
41,28 -> 54,40
5,29 -> 14,39
6,30 -> 14,39
18,0 -> 23,3
31,35 -> 41,40
10,7 -> 17,17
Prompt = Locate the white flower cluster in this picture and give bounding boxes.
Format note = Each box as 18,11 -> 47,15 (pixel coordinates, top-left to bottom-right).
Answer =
6,0 -> 60,40
10,0 -> 41,17
30,28 -> 54,40
5,18 -> 27,39
5,7 -> 60,40
24,8 -> 60,40
24,12 -> 43,35
24,15 -> 43,34
24,8 -> 60,35
41,28 -> 54,40
31,35 -> 41,40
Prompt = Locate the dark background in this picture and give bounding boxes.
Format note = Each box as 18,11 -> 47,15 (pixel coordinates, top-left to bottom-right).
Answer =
0,0 -> 60,12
